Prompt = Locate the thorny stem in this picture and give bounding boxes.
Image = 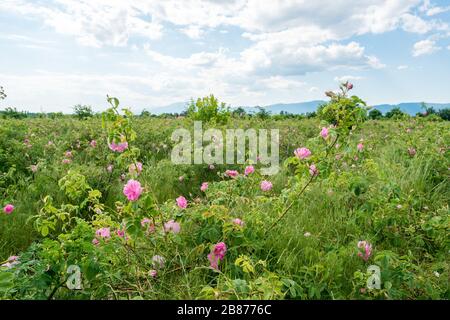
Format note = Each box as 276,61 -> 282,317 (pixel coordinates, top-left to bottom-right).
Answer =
268,134 -> 339,232
267,174 -> 315,232
268,133 -> 340,232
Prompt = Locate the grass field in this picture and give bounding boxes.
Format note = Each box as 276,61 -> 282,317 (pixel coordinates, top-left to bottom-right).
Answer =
0,106 -> 449,299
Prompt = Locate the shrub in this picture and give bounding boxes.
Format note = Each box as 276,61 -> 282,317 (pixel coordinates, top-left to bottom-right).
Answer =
186,94 -> 230,124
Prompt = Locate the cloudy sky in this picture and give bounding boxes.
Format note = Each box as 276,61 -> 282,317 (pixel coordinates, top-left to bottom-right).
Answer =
0,0 -> 450,113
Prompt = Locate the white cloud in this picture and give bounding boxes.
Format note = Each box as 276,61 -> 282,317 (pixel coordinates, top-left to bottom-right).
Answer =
0,0 -> 163,47
419,0 -> 450,16
397,65 -> 409,70
412,39 -> 441,56
179,25 -> 205,39
334,75 -> 364,83
309,86 -> 319,93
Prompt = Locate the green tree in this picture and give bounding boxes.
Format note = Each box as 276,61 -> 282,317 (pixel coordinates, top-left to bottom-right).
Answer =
255,106 -> 271,120
232,107 -> 247,118
73,104 -> 94,120
186,94 -> 230,124
437,108 -> 450,121
385,107 -> 408,119
368,108 -> 383,120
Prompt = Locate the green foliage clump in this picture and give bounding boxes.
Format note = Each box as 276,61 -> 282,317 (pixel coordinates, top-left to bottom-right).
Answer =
187,94 -> 230,124
317,82 -> 368,133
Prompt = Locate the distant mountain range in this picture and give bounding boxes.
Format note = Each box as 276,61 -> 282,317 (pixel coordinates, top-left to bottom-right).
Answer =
144,101 -> 450,116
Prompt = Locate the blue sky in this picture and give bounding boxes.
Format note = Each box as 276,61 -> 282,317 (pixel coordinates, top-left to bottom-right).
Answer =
0,0 -> 449,113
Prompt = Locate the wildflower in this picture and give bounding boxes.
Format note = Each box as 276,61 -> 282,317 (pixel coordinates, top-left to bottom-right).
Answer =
304,232 -> 311,237
129,162 -> 143,175
225,170 -> 239,178
30,164 -> 38,173
3,204 -> 14,214
178,176 -> 184,182
107,164 -> 114,173
176,196 -> 188,209
232,218 -> 245,227
260,180 -> 273,192
396,204 -> 402,209
294,147 -> 311,159
357,241 -> 372,262
309,164 -> 319,177
62,159 -> 71,164
244,165 -> 255,176
141,218 -> 151,226
152,255 -> 166,269
1,255 -> 20,269
123,179 -> 143,201
434,271 -> 440,278
320,127 -> 329,139
96,227 -> 111,239
208,242 -> 227,270
200,182 -> 208,192
65,151 -> 73,158
90,140 -> 97,148
116,229 -> 126,238
108,141 -> 128,153
357,143 -> 364,152
149,269 -> 157,278
408,147 -> 416,157
141,218 -> 155,233
164,220 -> 181,234
92,238 -> 99,246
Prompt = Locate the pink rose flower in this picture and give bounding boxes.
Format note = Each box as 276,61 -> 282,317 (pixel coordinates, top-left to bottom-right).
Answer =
294,147 -> 311,159
108,141 -> 128,153
129,162 -> 143,175
357,241 -> 372,262
30,164 -> 38,173
357,143 -> 364,152
225,170 -> 239,178
200,182 -> 208,192
232,218 -> 245,227
244,165 -> 255,176
164,220 -> 181,234
90,140 -> 97,148
107,164 -> 114,173
62,159 -> 71,164
96,227 -> 111,239
320,127 -> 329,139
3,204 -> 14,214
309,164 -> 319,177
408,147 -> 416,156
260,180 -> 273,192
123,179 -> 143,201
65,151 -> 73,158
176,196 -> 188,209
208,242 -> 227,270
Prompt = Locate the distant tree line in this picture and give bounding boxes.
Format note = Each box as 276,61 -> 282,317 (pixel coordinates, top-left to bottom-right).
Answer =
368,102 -> 449,121
0,87 -> 449,121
